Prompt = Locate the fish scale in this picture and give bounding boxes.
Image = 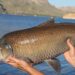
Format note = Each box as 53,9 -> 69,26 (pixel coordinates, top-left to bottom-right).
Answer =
0,23 -> 75,64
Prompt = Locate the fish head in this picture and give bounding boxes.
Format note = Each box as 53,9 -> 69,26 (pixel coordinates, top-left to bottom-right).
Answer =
0,44 -> 12,62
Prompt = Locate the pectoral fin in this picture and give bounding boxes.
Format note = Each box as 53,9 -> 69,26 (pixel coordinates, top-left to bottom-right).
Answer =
45,58 -> 61,73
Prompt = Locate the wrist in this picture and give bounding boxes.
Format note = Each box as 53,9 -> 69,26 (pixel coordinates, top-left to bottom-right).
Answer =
12,61 -> 44,75
18,62 -> 32,71
22,66 -> 44,75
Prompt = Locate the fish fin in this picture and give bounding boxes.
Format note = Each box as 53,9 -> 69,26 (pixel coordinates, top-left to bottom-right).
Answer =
45,58 -> 61,74
37,17 -> 55,27
23,57 -> 34,64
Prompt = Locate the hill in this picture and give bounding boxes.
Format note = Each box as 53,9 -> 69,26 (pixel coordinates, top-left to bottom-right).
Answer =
0,0 -> 64,16
60,7 -> 75,13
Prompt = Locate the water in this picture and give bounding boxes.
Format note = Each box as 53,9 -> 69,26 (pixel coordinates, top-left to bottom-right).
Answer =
0,14 -> 75,75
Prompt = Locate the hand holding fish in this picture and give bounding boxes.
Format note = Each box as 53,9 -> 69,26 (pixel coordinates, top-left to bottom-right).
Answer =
6,56 -> 31,70
64,39 -> 75,67
6,56 -> 44,75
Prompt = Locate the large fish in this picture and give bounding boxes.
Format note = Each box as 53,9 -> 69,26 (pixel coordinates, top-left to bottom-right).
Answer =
0,20 -> 75,73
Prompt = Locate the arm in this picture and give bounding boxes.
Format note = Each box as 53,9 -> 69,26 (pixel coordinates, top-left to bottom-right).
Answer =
6,56 -> 44,75
64,39 -> 75,67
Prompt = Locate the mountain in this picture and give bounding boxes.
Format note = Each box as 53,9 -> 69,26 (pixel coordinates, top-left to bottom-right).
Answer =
0,0 -> 65,16
60,7 -> 75,13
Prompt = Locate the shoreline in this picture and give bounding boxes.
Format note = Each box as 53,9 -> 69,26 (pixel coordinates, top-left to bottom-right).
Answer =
63,13 -> 75,19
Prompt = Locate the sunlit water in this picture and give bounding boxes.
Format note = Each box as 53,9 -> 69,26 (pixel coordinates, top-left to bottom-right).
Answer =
0,14 -> 75,75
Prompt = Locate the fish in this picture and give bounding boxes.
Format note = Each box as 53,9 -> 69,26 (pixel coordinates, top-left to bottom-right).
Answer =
0,21 -> 75,73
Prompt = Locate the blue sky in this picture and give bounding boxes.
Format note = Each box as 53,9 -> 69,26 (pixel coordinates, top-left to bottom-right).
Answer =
48,0 -> 75,7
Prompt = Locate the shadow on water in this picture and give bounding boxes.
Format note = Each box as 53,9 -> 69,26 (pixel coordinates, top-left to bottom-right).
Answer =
0,14 -> 75,75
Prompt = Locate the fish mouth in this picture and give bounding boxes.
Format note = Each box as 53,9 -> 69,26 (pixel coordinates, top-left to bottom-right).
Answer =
0,42 -> 13,61
0,49 -> 5,62
0,48 -> 11,63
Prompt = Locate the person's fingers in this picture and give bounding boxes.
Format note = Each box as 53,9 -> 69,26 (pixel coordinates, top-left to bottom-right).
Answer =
8,62 -> 18,68
67,39 -> 75,56
64,51 -> 75,67
67,39 -> 74,49
63,39 -> 75,67
6,55 -> 14,61
7,56 -> 20,63
7,61 -> 25,71
6,56 -> 32,68
64,51 -> 70,61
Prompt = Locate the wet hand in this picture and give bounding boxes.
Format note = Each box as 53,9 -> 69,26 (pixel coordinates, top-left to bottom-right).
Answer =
64,39 -> 75,67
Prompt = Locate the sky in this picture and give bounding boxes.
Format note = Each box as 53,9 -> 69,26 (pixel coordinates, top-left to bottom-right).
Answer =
48,0 -> 75,7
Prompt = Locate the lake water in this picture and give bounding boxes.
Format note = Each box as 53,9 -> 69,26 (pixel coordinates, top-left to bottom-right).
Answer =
0,14 -> 75,75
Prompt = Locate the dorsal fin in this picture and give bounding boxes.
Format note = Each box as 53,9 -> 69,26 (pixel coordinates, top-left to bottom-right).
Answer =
37,17 -> 55,27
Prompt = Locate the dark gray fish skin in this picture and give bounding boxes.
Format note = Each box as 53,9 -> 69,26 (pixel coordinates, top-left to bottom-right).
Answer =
0,21 -> 75,73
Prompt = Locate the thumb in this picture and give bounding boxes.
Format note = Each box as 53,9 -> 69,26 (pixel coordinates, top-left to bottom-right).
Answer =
67,39 -> 75,56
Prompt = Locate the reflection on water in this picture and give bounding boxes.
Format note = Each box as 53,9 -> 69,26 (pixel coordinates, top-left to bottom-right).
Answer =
0,14 -> 75,75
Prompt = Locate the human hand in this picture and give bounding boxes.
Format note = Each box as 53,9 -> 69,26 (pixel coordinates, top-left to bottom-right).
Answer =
5,56 -> 32,71
5,56 -> 44,75
64,39 -> 75,67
